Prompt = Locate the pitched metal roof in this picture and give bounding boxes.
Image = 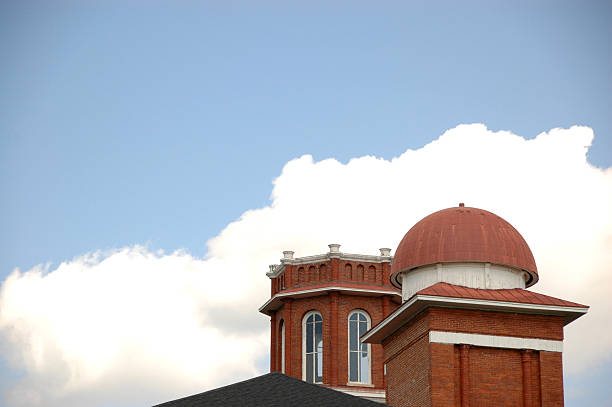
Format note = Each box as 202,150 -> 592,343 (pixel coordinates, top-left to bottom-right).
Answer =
153,372 -> 387,407
417,282 -> 587,307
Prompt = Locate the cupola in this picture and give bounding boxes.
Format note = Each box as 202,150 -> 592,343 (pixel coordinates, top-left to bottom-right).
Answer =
390,204 -> 538,301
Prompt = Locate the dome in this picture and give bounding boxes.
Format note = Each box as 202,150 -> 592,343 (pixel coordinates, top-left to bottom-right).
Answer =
390,204 -> 538,289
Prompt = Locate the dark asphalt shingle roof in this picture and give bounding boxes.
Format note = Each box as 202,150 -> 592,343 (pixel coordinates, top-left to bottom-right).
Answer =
153,372 -> 387,407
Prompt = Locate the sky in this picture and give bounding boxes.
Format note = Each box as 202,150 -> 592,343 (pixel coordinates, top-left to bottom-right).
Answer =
0,1 -> 611,406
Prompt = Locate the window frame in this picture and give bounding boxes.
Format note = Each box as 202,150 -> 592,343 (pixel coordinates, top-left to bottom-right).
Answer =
347,309 -> 372,385
302,310 -> 323,383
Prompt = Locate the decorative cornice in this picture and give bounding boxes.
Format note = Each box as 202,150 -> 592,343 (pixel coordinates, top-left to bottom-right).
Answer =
266,252 -> 393,278
258,285 -> 401,315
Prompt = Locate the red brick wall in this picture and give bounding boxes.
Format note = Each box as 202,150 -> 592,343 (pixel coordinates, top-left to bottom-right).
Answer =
387,334 -> 432,407
525,350 -> 543,407
427,307 -> 565,341
272,260 -> 397,292
381,307 -> 566,407
382,311 -> 432,406
540,351 -> 564,407
430,343 -> 459,407
467,346 -> 523,406
270,291 -> 399,391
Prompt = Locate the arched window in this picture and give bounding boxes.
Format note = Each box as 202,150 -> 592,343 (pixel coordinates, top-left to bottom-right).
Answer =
348,310 -> 371,384
280,320 -> 285,374
303,311 -> 323,383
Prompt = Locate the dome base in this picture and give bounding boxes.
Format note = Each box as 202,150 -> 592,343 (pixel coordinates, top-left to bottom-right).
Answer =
400,262 -> 528,301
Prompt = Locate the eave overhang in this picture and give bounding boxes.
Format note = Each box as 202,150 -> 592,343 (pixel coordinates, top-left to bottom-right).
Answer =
361,294 -> 589,344
259,284 -> 401,315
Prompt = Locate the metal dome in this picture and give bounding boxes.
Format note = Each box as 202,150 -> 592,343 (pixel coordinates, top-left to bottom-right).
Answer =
390,204 -> 538,288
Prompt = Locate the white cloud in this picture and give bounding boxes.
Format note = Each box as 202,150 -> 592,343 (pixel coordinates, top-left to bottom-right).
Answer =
1,124 -> 611,406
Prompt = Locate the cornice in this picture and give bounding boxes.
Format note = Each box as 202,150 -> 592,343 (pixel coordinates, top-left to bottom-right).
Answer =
267,252 -> 393,278
361,294 -> 589,344
258,285 -> 401,315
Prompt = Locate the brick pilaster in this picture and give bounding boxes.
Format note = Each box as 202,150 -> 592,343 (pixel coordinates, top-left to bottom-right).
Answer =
285,265 -> 293,288
382,295 -> 391,318
329,291 -> 339,385
270,311 -> 277,372
284,299 -> 293,376
460,344 -> 470,407
331,258 -> 339,282
522,350 -> 532,407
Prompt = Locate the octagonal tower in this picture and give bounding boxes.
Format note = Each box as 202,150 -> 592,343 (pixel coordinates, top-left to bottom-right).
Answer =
260,244 -> 402,403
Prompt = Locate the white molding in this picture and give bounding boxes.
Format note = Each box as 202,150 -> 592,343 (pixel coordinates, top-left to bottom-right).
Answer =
330,387 -> 386,403
429,331 -> 563,352
422,295 -> 589,315
290,254 -> 330,264
340,253 -> 393,263
259,286 -> 400,313
267,264 -> 286,278
266,253 -> 393,278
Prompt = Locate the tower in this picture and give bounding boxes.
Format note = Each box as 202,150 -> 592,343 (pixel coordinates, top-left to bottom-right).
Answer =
259,244 -> 402,403
362,204 -> 588,406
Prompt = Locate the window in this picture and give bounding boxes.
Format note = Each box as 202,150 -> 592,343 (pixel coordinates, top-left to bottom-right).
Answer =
303,311 -> 323,383
348,310 -> 371,383
281,320 -> 285,373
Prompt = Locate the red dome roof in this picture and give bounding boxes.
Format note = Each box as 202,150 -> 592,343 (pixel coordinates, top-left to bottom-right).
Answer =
390,205 -> 538,288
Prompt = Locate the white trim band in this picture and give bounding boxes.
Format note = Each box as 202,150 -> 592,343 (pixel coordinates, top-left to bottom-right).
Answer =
331,387 -> 386,403
429,331 -> 563,352
259,286 -> 400,314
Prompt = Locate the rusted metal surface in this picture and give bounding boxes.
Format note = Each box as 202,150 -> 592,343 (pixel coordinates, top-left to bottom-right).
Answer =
391,206 -> 539,287
417,282 -> 587,308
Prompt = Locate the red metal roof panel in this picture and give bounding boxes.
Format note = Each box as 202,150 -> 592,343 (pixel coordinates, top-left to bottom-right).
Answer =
417,282 -> 587,308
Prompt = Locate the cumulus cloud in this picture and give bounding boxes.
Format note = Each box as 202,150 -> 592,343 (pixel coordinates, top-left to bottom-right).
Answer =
1,124 -> 611,406
0,248 -> 268,407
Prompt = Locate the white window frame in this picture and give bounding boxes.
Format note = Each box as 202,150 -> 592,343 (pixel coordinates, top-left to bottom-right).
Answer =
347,309 -> 371,385
302,310 -> 323,383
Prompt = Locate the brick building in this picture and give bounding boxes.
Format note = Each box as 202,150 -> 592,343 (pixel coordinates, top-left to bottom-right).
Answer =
157,204 -> 588,407
261,204 -> 588,406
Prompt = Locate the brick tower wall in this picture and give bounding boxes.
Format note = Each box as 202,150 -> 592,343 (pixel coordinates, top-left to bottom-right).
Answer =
271,292 -> 398,390
382,307 -> 566,407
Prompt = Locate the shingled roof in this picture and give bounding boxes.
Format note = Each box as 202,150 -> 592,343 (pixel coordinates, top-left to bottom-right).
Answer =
153,372 -> 387,407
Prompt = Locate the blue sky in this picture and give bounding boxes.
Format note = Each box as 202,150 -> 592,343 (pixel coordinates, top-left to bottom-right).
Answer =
1,1 -> 611,406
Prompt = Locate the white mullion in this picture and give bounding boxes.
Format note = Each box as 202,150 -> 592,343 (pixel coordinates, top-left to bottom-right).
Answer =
311,321 -> 315,382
